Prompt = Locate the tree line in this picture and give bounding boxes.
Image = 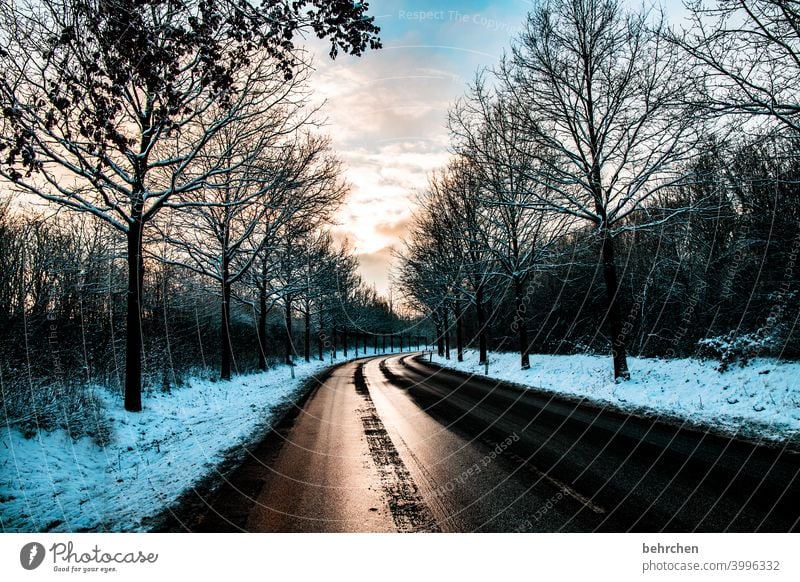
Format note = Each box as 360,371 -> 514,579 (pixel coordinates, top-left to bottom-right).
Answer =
398,0 -> 800,379
0,203 -> 414,369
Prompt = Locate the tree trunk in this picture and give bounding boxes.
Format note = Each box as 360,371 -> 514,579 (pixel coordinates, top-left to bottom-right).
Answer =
390,334 -> 394,353
257,287 -> 268,371
363,334 -> 368,353
455,302 -> 464,362
343,328 -> 348,357
124,217 -> 144,412
382,334 -> 386,353
284,298 -> 293,366
318,322 -> 324,361
355,332 -> 359,356
331,326 -> 337,359
374,334 -> 378,355
600,229 -> 630,380
443,308 -> 451,360
435,322 -> 445,356
304,303 -> 310,363
476,286 -> 487,365
514,277 -> 530,370
220,265 -> 232,381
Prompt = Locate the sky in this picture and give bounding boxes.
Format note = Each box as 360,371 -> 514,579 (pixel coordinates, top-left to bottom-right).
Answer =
307,0 -> 533,295
308,0 -> 688,296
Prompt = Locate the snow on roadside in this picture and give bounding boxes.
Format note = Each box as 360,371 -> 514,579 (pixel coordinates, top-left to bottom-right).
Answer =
0,353 -> 378,532
432,350 -> 800,442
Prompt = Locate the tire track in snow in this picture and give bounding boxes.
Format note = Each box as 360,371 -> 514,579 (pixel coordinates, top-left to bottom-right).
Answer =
354,363 -> 440,533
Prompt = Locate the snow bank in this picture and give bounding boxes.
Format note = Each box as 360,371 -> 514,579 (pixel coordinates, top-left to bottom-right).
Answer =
0,353 -> 374,532
432,350 -> 800,442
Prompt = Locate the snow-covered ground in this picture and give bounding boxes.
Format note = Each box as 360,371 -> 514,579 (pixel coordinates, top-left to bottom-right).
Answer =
0,351 -> 395,532
432,350 -> 800,443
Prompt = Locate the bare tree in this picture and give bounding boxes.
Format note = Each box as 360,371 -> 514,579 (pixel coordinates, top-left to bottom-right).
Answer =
396,207 -> 465,359
0,0 -> 380,410
454,0 -> 700,379
455,97 -> 574,369
153,64 -> 322,380
670,0 -> 800,132
328,243 -> 365,358
295,231 -> 341,362
426,158 -> 499,365
312,239 -> 359,361
0,200 -> 26,323
252,136 -> 346,367
399,212 -> 442,357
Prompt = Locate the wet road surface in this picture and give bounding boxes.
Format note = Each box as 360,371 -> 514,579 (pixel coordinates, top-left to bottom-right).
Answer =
160,354 -> 800,532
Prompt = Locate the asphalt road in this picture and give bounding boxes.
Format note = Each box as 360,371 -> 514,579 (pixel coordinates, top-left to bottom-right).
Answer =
160,353 -> 800,532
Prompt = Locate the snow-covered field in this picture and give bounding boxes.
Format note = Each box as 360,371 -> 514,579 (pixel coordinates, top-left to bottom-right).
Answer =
0,352 -> 383,532
432,350 -> 800,443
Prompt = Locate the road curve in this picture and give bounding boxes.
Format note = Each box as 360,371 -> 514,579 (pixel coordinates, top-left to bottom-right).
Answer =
159,353 -> 800,532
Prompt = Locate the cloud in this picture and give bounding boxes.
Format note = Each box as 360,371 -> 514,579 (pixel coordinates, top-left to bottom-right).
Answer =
375,216 -> 415,239
304,1 -> 529,295
356,246 -> 399,296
